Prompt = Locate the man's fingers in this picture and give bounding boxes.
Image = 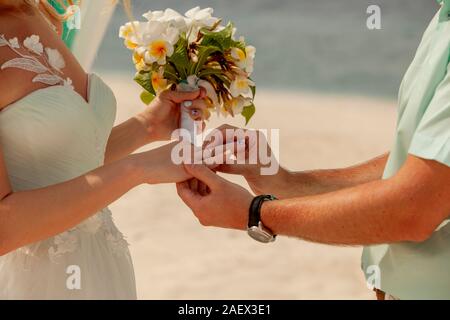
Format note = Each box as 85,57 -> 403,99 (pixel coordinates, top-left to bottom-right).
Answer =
161,89 -> 201,103
203,126 -> 258,156
183,164 -> 225,189
203,142 -> 239,166
188,178 -> 199,192
176,181 -> 202,208
198,180 -> 209,196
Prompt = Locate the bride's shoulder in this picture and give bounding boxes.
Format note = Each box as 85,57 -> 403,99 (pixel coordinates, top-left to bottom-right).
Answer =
0,19 -> 50,110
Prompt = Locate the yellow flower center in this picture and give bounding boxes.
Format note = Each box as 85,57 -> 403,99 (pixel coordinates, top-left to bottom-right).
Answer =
133,52 -> 143,64
125,39 -> 138,50
123,26 -> 132,38
236,48 -> 246,61
151,71 -> 167,92
236,79 -> 248,89
149,40 -> 167,59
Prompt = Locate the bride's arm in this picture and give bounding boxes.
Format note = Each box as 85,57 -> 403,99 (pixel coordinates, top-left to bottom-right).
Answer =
104,89 -> 206,164
0,141 -> 190,256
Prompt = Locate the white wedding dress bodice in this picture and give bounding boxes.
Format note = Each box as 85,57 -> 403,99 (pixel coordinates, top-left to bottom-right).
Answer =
0,35 -> 136,299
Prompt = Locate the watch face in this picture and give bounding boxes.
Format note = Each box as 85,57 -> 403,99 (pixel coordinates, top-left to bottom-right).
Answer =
248,227 -> 274,243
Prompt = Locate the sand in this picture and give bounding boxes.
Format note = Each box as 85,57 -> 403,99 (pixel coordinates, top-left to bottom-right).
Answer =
103,74 -> 397,300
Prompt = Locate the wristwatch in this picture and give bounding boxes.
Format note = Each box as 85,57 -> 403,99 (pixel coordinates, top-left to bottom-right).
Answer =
247,195 -> 277,243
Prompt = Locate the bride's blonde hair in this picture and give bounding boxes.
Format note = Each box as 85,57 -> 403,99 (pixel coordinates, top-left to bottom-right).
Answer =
0,0 -> 133,21
0,1 -> 81,21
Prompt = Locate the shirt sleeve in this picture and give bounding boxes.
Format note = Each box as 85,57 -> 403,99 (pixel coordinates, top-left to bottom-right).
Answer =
409,64 -> 450,167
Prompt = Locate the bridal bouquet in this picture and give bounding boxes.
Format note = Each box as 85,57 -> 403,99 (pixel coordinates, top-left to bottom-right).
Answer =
119,7 -> 256,139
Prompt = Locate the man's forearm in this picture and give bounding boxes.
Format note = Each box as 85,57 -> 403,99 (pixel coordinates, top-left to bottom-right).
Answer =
250,153 -> 388,199
260,156 -> 449,245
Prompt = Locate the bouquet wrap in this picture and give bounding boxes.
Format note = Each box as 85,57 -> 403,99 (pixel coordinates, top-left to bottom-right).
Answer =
178,79 -> 203,146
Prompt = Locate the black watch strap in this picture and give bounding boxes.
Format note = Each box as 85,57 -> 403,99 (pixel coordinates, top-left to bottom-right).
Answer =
248,195 -> 277,228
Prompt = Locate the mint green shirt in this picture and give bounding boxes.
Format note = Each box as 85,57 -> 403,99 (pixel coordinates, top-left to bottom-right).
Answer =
362,4 -> 450,299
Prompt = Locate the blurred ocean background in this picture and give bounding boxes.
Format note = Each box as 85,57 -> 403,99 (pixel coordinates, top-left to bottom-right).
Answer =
94,0 -> 438,98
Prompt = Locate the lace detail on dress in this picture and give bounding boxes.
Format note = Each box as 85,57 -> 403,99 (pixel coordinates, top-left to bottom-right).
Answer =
47,208 -> 130,264
48,232 -> 78,263
0,34 -> 73,89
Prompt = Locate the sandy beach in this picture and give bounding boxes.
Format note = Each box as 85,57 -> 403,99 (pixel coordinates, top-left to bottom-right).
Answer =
103,74 -> 397,300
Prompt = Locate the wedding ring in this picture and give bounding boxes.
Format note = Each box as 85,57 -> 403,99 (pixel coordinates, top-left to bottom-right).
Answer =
183,100 -> 193,108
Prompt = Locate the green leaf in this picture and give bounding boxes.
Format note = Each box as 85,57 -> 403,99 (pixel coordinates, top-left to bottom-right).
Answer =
168,36 -> 190,80
198,67 -> 224,79
140,90 -> 155,105
241,103 -> 256,125
200,22 -> 234,51
193,45 -> 222,75
134,71 -> 155,95
211,73 -> 231,87
250,85 -> 256,99
163,63 -> 179,82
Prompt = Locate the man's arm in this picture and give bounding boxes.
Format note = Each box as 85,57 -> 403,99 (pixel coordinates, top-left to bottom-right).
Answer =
261,156 -> 450,245
177,155 -> 450,245
247,153 -> 389,199
211,125 -> 388,199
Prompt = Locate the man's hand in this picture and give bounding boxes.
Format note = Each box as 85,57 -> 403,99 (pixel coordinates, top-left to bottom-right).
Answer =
177,155 -> 450,245
176,164 -> 253,230
205,125 -> 387,199
203,124 -> 286,196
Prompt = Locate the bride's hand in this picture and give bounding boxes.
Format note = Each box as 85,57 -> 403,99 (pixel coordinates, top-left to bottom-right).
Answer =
136,88 -> 207,142
132,141 -> 192,184
133,139 -> 216,184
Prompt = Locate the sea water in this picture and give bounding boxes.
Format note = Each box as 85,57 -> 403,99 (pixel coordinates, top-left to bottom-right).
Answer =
94,0 -> 437,98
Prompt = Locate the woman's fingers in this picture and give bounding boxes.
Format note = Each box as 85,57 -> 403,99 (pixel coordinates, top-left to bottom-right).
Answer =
183,99 -> 207,122
161,88 -> 202,103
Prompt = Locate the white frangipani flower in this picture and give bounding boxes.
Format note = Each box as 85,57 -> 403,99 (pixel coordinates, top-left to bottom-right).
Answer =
144,38 -> 174,65
230,76 -> 255,97
119,21 -> 140,39
231,45 -> 256,74
151,67 -> 168,94
140,24 -> 180,65
143,9 -> 187,32
222,96 -> 252,116
142,10 -> 165,21
23,35 -> 43,55
185,7 -> 219,29
119,21 -> 145,50
45,48 -> 66,71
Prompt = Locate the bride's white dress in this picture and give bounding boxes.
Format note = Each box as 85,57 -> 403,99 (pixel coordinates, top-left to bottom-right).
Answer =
0,36 -> 136,299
